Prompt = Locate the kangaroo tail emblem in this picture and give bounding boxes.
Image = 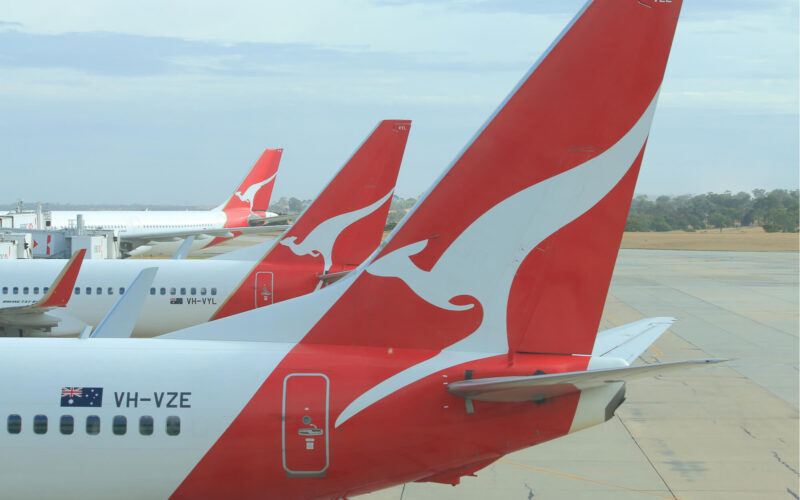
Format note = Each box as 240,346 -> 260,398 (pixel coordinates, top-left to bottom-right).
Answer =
234,173 -> 277,214
280,190 -> 393,274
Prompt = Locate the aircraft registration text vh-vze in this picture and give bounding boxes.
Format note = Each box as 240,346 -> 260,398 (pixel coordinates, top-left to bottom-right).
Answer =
0,1 -> 724,499
0,120 -> 411,337
45,148 -> 285,258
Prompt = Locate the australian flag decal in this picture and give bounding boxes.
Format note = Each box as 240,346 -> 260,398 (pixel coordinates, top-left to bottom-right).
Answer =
60,387 -> 103,407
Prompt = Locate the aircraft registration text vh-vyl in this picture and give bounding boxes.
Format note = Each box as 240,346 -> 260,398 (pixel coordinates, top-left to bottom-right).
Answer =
0,120 -> 411,337
0,1 -> 722,499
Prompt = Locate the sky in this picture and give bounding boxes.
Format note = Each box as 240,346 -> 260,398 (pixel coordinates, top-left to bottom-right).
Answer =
0,0 -> 797,206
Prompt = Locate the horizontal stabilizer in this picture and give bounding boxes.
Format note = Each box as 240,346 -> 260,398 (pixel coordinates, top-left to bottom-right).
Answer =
447,359 -> 726,402
91,267 -> 158,339
592,317 -> 675,363
171,235 -> 196,260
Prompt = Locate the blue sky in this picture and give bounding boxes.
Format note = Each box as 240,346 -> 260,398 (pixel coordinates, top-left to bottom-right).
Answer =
0,0 -> 797,205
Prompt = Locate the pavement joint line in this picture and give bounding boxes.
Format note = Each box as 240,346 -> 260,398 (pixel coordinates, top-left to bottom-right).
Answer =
497,458 -> 683,499
615,414 -> 679,499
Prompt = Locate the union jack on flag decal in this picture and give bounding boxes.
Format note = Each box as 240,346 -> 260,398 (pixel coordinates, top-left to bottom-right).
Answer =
60,387 -> 103,407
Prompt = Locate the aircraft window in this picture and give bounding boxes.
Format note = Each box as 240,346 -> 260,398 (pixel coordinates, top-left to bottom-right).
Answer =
7,414 -> 21,434
166,416 -> 180,436
1,287 -> 6,294
190,287 -> 196,295
200,288 -> 207,296
74,287 -> 80,295
112,415 -> 127,435
119,287 -> 125,295
86,287 -> 92,295
60,415 -> 74,435
43,287 -> 49,293
180,287 -> 186,295
150,288 -> 156,295
86,415 -> 100,435
160,287 -> 166,295
33,414 -> 47,434
139,416 -> 154,436
96,287 -> 102,295
108,287 -> 114,295
23,287 -> 29,294
12,287 -> 18,294
211,288 -> 217,296
170,287 -> 176,296
33,287 -> 39,294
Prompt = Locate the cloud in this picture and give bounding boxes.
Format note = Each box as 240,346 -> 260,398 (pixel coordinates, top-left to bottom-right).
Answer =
0,1 -> 796,204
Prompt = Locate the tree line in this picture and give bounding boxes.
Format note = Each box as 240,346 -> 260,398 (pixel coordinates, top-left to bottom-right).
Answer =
625,189 -> 798,233
273,189 -> 800,233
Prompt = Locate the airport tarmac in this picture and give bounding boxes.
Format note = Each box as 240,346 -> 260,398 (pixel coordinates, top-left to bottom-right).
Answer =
355,249 -> 800,500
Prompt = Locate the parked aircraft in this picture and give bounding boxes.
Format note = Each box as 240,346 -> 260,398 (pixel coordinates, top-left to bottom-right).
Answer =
45,148 -> 284,257
0,120 -> 411,336
0,2 -> 720,499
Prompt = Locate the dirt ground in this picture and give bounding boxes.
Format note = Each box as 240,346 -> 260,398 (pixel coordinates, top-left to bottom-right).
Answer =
621,226 -> 798,252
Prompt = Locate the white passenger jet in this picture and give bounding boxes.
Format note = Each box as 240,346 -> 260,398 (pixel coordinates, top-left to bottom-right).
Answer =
44,148 -> 284,257
0,2 -> 722,499
0,120 -> 411,337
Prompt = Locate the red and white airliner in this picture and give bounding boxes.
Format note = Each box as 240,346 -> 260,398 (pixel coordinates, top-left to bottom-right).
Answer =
0,2 -> 721,499
0,120 -> 411,336
45,148 -> 284,257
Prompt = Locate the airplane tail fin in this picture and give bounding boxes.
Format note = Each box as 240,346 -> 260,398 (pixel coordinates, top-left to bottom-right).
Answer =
210,120 -> 411,320
290,0 -> 684,354
214,148 -> 282,217
166,0 -> 683,358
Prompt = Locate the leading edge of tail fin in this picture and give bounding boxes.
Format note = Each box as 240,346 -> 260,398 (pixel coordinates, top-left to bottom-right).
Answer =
215,148 -> 283,216
209,119 -> 411,320
293,0 -> 683,354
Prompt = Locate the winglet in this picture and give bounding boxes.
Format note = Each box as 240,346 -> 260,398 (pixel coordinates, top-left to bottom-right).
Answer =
35,249 -> 86,308
90,267 -> 158,338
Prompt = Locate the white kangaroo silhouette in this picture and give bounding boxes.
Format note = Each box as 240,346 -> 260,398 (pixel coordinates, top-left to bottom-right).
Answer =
279,190 -> 393,274
234,173 -> 277,214
334,92 -> 660,427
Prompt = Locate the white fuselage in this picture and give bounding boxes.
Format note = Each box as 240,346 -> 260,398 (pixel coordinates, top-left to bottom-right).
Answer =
0,337 -> 288,500
0,258 -> 254,336
49,211 -> 229,238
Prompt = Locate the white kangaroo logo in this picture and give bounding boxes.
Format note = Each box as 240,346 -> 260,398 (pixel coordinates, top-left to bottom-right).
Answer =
234,173 -> 277,214
280,190 -> 394,274
334,92 -> 660,427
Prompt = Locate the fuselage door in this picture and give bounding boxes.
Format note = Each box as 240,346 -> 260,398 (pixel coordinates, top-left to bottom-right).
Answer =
255,271 -> 274,307
282,373 -> 329,478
